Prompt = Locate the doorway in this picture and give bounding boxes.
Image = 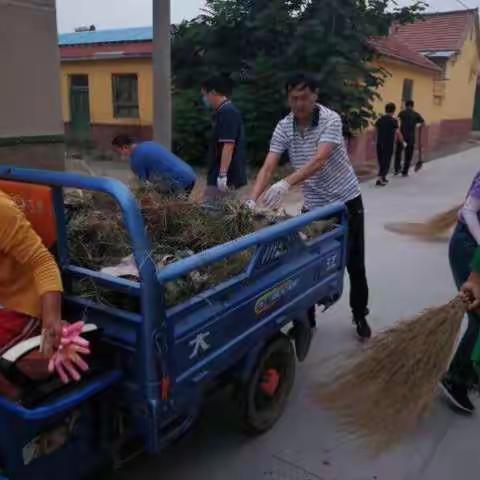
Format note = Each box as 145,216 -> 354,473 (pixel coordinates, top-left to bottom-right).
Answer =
69,74 -> 91,139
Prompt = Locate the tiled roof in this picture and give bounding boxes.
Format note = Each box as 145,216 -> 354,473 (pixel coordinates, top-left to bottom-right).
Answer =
369,36 -> 441,72
391,9 -> 478,54
59,27 -> 153,46
60,42 -> 153,60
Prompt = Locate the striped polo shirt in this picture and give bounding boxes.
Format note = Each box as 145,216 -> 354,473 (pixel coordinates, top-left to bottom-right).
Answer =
270,104 -> 360,209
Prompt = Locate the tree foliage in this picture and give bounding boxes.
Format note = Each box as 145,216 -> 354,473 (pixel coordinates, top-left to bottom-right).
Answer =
171,0 -> 427,165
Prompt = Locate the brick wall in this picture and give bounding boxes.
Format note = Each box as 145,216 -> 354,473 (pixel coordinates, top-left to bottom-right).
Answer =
348,118 -> 472,165
65,123 -> 153,152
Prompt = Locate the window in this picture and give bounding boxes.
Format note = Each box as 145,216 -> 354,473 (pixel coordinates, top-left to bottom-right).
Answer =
70,74 -> 88,88
402,79 -> 414,104
112,74 -> 139,118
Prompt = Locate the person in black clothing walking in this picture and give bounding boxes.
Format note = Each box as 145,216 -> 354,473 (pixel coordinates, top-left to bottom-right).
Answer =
375,103 -> 405,187
395,100 -> 425,176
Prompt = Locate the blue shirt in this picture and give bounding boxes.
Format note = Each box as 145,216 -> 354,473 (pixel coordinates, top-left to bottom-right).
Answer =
130,141 -> 196,190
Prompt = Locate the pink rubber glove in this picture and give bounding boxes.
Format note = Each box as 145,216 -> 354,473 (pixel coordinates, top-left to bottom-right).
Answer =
48,322 -> 91,383
61,322 -> 90,348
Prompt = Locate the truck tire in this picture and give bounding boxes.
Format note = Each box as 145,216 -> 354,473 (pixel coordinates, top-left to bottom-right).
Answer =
240,335 -> 296,435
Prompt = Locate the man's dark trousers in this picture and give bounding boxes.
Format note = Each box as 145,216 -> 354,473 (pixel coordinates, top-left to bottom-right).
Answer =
377,144 -> 393,179
346,195 -> 369,319
304,195 -> 369,319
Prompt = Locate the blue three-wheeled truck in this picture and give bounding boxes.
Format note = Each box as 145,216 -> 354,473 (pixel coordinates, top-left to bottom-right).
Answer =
0,167 -> 347,479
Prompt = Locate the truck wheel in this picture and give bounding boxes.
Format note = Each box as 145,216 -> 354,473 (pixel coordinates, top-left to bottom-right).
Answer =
240,335 -> 295,435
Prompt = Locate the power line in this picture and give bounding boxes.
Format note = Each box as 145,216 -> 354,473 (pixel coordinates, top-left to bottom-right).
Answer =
455,0 -> 471,10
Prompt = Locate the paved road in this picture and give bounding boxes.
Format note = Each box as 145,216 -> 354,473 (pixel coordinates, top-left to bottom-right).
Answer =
114,149 -> 480,480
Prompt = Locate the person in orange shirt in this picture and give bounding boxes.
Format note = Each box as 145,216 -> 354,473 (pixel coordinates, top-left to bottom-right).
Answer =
0,189 -> 63,360
0,189 -> 92,398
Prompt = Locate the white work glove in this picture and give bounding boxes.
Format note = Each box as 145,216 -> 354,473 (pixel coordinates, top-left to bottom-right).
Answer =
244,199 -> 257,210
263,180 -> 290,210
217,174 -> 228,193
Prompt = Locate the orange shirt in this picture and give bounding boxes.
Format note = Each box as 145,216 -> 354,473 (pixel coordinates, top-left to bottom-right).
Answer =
0,190 -> 63,317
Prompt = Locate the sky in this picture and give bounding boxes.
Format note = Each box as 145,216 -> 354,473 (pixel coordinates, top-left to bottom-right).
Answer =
56,0 -> 478,33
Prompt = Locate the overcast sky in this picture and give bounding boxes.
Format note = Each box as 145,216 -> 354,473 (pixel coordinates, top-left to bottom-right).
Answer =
56,0 -> 478,33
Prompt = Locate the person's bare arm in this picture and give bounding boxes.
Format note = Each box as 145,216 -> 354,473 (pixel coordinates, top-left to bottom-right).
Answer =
250,152 -> 282,201
41,292 -> 63,356
219,143 -> 235,175
396,130 -> 405,144
284,143 -> 334,187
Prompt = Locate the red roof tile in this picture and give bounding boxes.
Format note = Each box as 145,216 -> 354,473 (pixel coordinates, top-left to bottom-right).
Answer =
391,9 -> 478,53
369,36 -> 441,72
60,41 -> 153,60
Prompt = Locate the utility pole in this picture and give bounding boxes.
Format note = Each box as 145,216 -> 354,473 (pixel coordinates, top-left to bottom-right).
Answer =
152,0 -> 172,149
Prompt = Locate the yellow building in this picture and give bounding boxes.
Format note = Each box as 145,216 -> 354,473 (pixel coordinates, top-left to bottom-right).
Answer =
373,9 -> 480,152
59,10 -> 480,162
59,27 -> 154,149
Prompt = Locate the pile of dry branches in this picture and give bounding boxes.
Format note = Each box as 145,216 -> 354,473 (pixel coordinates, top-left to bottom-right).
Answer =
66,184 -> 332,307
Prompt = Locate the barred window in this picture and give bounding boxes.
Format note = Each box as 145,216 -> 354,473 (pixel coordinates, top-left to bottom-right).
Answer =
112,74 -> 139,118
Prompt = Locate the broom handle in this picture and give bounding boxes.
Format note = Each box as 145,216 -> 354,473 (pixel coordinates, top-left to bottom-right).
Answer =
418,126 -> 423,163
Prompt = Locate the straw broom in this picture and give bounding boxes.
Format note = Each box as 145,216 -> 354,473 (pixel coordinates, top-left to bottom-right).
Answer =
315,297 -> 466,453
385,204 -> 461,240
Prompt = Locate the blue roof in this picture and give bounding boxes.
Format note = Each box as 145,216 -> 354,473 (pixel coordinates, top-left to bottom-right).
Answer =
59,27 -> 153,46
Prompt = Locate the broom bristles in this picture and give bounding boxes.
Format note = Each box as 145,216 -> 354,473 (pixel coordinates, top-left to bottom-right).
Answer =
315,297 -> 465,453
385,204 -> 461,239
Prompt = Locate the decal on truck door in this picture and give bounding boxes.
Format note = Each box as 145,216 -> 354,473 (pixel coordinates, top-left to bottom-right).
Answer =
255,278 -> 299,316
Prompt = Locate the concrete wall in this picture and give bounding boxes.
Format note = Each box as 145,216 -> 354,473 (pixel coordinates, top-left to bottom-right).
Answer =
0,0 -> 64,169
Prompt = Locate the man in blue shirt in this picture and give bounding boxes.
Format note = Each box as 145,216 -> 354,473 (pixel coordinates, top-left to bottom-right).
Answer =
112,135 -> 196,194
201,75 -> 247,201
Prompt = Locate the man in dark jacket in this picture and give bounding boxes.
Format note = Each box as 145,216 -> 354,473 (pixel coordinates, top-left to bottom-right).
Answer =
375,102 -> 405,187
201,75 -> 247,201
395,100 -> 425,176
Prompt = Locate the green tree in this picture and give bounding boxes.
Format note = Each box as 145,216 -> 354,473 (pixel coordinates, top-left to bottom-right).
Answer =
171,0 -> 426,166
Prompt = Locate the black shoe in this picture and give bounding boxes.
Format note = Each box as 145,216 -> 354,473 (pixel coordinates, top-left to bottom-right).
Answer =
414,161 -> 423,172
382,177 -> 389,184
376,179 -> 386,187
353,317 -> 372,339
402,172 -> 409,177
440,378 -> 475,414
394,171 -> 400,176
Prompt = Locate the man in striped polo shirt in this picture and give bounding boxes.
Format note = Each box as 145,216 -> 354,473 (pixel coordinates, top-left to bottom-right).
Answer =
246,73 -> 371,339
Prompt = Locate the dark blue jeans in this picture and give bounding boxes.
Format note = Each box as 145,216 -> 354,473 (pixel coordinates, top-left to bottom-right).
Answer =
447,222 -> 480,387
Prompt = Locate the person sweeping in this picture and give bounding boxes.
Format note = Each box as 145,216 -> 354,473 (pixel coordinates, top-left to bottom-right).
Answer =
0,189 -> 89,395
440,169 -> 480,413
460,247 -> 480,376
314,169 -> 480,453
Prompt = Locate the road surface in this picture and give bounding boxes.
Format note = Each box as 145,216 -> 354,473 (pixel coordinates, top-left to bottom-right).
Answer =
113,148 -> 480,480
